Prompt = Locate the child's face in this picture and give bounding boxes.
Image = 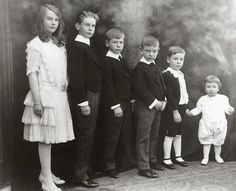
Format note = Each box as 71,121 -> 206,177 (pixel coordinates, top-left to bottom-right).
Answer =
106,36 -> 124,54
205,82 -> 219,97
76,17 -> 96,38
167,53 -> 185,71
43,9 -> 59,33
141,44 -> 159,62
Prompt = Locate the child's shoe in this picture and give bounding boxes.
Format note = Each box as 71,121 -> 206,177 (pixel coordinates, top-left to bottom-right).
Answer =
173,156 -> 188,167
200,158 -> 209,165
215,155 -> 224,164
39,173 -> 65,185
40,178 -> 61,191
52,174 -> 66,185
163,158 -> 175,169
106,169 -> 119,178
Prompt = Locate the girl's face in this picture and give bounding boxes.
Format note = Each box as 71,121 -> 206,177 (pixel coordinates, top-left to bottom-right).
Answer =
106,36 -> 124,54
205,82 -> 219,97
76,17 -> 96,38
167,53 -> 185,71
43,9 -> 59,33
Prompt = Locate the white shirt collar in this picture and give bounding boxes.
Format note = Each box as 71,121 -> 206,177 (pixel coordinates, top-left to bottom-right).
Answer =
164,67 -> 184,77
75,34 -> 90,46
140,57 -> 155,65
106,50 -> 121,61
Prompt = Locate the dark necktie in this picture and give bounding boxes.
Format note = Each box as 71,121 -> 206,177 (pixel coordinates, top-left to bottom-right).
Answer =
118,55 -> 129,77
149,62 -> 155,67
119,55 -> 126,67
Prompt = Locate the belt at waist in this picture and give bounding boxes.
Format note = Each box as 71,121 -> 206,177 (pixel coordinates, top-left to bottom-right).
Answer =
40,85 -> 66,92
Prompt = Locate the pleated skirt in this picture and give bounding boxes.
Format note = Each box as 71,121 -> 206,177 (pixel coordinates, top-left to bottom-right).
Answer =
22,89 -> 75,144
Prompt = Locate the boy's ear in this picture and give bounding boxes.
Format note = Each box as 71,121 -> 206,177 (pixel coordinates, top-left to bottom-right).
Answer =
167,57 -> 170,63
105,40 -> 109,47
75,23 -> 80,31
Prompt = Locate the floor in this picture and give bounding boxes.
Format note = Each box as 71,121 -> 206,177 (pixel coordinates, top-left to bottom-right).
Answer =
11,161 -> 236,191
59,161 -> 236,191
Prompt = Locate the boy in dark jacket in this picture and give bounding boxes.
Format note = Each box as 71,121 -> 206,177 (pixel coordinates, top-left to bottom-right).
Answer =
133,35 -> 166,178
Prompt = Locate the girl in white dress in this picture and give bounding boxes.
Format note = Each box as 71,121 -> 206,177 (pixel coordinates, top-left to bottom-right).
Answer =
21,4 -> 74,191
189,75 -> 234,165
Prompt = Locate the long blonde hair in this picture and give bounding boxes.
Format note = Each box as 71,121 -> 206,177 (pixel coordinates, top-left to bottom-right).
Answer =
33,4 -> 66,46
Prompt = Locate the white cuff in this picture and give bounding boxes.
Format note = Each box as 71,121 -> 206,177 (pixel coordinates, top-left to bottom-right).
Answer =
190,108 -> 201,116
78,101 -> 89,107
130,99 -> 135,103
149,99 -> 158,109
111,104 -> 121,110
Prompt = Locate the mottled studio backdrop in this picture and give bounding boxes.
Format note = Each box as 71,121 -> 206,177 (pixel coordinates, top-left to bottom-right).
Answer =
10,0 -> 236,180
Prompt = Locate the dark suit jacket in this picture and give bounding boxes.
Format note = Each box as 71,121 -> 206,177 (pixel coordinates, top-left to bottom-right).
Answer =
132,61 -> 166,108
162,70 -> 188,111
67,41 -> 102,106
102,56 -> 132,108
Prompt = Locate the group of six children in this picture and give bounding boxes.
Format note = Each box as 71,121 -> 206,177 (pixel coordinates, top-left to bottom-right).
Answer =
21,4 -> 234,191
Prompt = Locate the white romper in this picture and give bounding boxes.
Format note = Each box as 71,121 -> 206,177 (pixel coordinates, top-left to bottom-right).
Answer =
190,94 -> 232,146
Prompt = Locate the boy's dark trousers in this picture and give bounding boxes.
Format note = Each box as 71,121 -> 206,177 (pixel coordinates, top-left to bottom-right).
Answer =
136,99 -> 161,170
104,101 -> 134,170
72,91 -> 100,181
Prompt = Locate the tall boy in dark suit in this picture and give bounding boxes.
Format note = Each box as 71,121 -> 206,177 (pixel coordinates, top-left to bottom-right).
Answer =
67,11 -> 101,188
102,28 -> 135,178
133,35 -> 166,178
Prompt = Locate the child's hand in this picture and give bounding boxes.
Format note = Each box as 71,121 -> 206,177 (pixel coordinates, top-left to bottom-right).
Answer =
185,109 -> 191,116
34,103 -> 44,117
160,101 -> 167,111
81,105 -> 91,116
173,110 -> 182,123
114,106 -> 123,117
228,106 -> 235,115
154,100 -> 163,111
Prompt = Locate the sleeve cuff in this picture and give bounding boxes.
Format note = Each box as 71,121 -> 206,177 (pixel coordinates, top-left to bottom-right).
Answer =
226,106 -> 234,115
190,108 -> 201,115
78,101 -> 89,107
130,99 -> 135,103
111,104 -> 121,110
149,99 -> 158,109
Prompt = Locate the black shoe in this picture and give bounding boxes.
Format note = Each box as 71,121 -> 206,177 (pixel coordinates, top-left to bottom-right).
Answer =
173,156 -> 188,167
79,179 -> 99,188
106,169 -> 119,178
150,162 -> 164,171
138,169 -> 159,178
163,159 -> 175,169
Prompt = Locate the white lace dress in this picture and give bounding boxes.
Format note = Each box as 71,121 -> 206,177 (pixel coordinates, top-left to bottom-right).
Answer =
190,94 -> 232,146
22,36 -> 75,144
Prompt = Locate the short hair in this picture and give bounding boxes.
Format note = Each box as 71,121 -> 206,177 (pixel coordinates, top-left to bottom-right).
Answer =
76,11 -> 99,24
34,4 -> 66,46
141,35 -> 159,48
105,28 -> 125,41
204,75 -> 222,89
167,46 -> 185,57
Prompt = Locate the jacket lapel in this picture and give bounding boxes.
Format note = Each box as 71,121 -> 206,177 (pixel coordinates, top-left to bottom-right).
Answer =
144,63 -> 160,85
76,42 -> 101,68
89,47 -> 101,68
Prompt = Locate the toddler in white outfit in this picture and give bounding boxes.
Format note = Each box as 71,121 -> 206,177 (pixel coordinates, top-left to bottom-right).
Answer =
189,75 -> 234,165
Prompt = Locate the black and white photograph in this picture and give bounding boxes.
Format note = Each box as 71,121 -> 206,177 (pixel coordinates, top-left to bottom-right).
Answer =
0,0 -> 236,190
